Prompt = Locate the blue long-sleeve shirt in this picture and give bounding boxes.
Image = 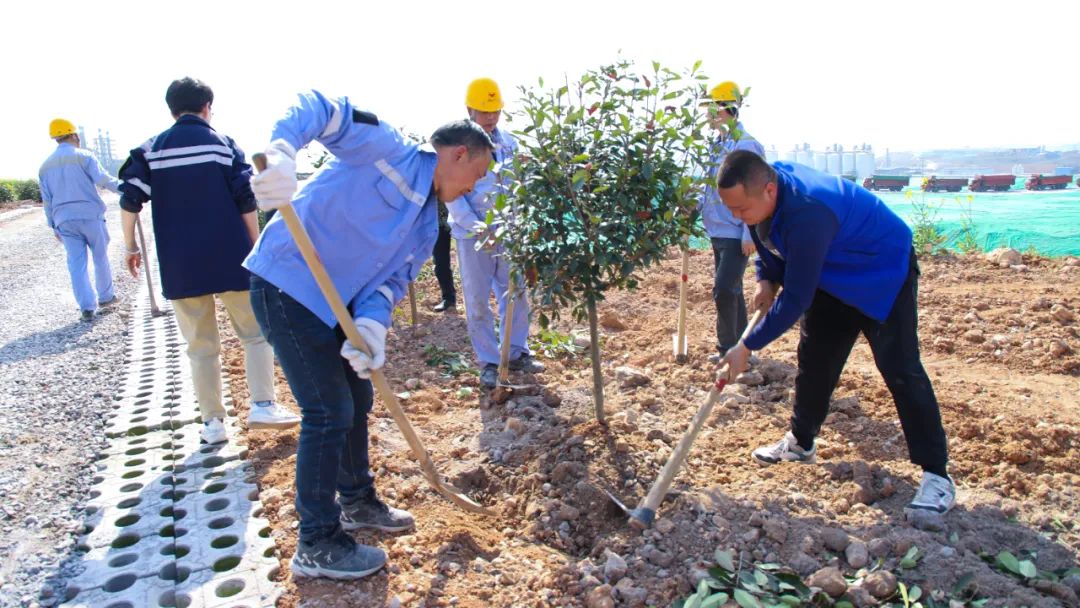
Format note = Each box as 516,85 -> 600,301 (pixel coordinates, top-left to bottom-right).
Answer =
697,124 -> 765,240
39,143 -> 119,229
243,90 -> 439,329
744,162 -> 913,351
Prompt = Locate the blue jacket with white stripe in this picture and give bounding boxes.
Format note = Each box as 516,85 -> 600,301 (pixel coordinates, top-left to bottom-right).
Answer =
243,90 -> 439,329
119,115 -> 257,300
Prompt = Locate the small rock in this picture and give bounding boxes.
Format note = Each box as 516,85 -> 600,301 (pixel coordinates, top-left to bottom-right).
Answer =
734,370 -> 764,387
542,389 -> 562,407
556,504 -> 580,522
404,378 -> 421,390
603,550 -> 627,583
985,247 -> 1021,267
655,519 -> 675,535
867,538 -> 891,558
613,577 -> 647,605
1052,306 -> 1075,324
600,311 -> 626,330
790,552 -> 820,576
846,585 -> 876,608
260,487 -> 285,508
845,541 -> 869,569
573,334 -> 592,349
963,329 -> 985,344
763,518 -> 788,543
550,461 -> 586,483
822,528 -> 850,552
807,566 -> 848,598
644,546 -> 674,568
1049,339 -> 1072,357
615,366 -> 651,388
505,417 -> 526,437
585,584 -> 615,608
863,571 -> 898,599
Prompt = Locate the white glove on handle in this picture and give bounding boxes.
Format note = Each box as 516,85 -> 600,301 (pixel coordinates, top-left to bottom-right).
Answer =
251,139 -> 298,211
340,317 -> 387,379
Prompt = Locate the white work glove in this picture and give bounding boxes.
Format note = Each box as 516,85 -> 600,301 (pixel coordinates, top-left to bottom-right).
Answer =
251,139 -> 298,211
340,318 -> 387,379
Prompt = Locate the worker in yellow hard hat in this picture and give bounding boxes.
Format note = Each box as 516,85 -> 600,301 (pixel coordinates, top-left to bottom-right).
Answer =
446,77 -> 543,388
696,81 -> 767,363
39,117 -> 121,321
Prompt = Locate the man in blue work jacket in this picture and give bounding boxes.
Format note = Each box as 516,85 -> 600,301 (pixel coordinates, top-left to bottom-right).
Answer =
39,118 -> 120,321
245,90 -> 493,580
697,82 -> 765,360
447,78 -> 543,388
716,150 -> 955,519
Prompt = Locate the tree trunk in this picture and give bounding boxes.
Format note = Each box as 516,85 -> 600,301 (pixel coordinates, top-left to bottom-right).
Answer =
586,296 -> 606,424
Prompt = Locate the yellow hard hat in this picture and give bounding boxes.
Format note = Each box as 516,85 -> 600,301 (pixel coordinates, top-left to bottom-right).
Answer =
50,118 -> 77,139
702,81 -> 741,105
466,78 -> 504,112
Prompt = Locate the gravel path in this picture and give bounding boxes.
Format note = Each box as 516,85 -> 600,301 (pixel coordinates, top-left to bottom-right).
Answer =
0,197 -> 140,608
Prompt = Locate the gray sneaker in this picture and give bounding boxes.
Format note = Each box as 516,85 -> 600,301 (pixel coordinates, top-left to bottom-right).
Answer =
480,364 -> 499,388
905,472 -> 956,515
752,431 -> 817,465
290,527 -> 386,580
341,493 -> 415,533
509,354 -> 545,373
80,310 -> 94,322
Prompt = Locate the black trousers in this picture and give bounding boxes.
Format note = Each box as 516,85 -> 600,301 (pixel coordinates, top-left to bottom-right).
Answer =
791,252 -> 948,474
711,237 -> 749,352
432,222 -> 456,303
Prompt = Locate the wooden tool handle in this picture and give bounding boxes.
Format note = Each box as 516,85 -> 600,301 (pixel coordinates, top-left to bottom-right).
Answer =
637,309 -> 765,515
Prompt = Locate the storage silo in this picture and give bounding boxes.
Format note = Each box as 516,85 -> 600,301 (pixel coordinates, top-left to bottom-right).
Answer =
827,152 -> 842,174
796,148 -> 813,166
855,151 -> 875,179
765,146 -> 779,163
813,152 -> 828,172
781,148 -> 797,162
841,152 -> 856,175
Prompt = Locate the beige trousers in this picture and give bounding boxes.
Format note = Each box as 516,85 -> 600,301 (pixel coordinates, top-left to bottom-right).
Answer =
171,291 -> 275,420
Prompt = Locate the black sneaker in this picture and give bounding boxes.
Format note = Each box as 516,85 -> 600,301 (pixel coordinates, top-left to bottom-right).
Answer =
340,492 -> 415,533
80,310 -> 95,322
290,527 -> 386,579
432,300 -> 456,313
480,363 -> 499,388
509,354 -> 545,373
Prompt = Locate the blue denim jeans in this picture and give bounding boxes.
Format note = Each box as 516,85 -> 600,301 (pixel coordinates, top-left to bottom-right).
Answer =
249,275 -> 374,542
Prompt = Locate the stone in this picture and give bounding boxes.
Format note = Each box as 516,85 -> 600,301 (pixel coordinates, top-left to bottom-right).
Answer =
735,370 -> 764,387
1050,340 -> 1072,357
867,538 -> 891,559
985,248 -> 1021,267
550,461 -> 587,483
807,566 -> 848,598
404,378 -> 421,390
1052,306 -> 1075,324
863,571 -> 898,599
615,366 -> 651,388
822,527 -> 850,552
585,584 -> 615,608
845,541 -> 869,569
963,329 -> 985,344
613,577 -> 647,606
655,519 -> 675,535
603,550 -> 627,583
763,518 -> 788,543
600,311 -> 626,331
505,417 -> 526,437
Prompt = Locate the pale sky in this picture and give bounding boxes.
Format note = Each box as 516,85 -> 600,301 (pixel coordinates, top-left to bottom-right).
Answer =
3,0 -> 1077,178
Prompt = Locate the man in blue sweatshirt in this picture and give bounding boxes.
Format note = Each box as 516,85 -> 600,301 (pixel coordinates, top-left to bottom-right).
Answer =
716,150 -> 954,518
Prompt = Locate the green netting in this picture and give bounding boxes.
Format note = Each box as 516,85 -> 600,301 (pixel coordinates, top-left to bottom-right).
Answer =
690,182 -> 1080,257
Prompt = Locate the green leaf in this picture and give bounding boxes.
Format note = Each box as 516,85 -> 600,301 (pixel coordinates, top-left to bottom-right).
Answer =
698,579 -> 711,596
684,596 -> 702,608
952,572 -> 976,597
900,557 -> 918,569
835,602 -> 855,608
777,596 -> 800,607
571,153 -> 590,163
700,593 -> 729,608
714,549 -> 735,572
733,589 -> 762,608
996,551 -> 1021,575
1018,560 -> 1038,578
909,585 -> 922,602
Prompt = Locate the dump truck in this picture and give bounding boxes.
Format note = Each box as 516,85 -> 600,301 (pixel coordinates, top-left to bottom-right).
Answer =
969,174 -> 1015,192
862,175 -> 909,191
1025,174 -> 1072,190
922,176 -> 969,192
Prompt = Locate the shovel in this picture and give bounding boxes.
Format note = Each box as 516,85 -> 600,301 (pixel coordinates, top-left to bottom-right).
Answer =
135,215 -> 166,317
490,283 -> 536,402
616,308 -> 765,529
252,153 -> 492,516
407,282 -> 418,326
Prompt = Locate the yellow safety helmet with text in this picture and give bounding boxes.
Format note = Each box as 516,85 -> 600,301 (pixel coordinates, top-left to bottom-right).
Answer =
466,78 -> 504,113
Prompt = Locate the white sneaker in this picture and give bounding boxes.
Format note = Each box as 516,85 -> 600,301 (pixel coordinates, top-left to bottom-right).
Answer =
201,418 -> 228,445
752,431 -> 817,465
247,401 -> 301,430
906,472 -> 955,515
